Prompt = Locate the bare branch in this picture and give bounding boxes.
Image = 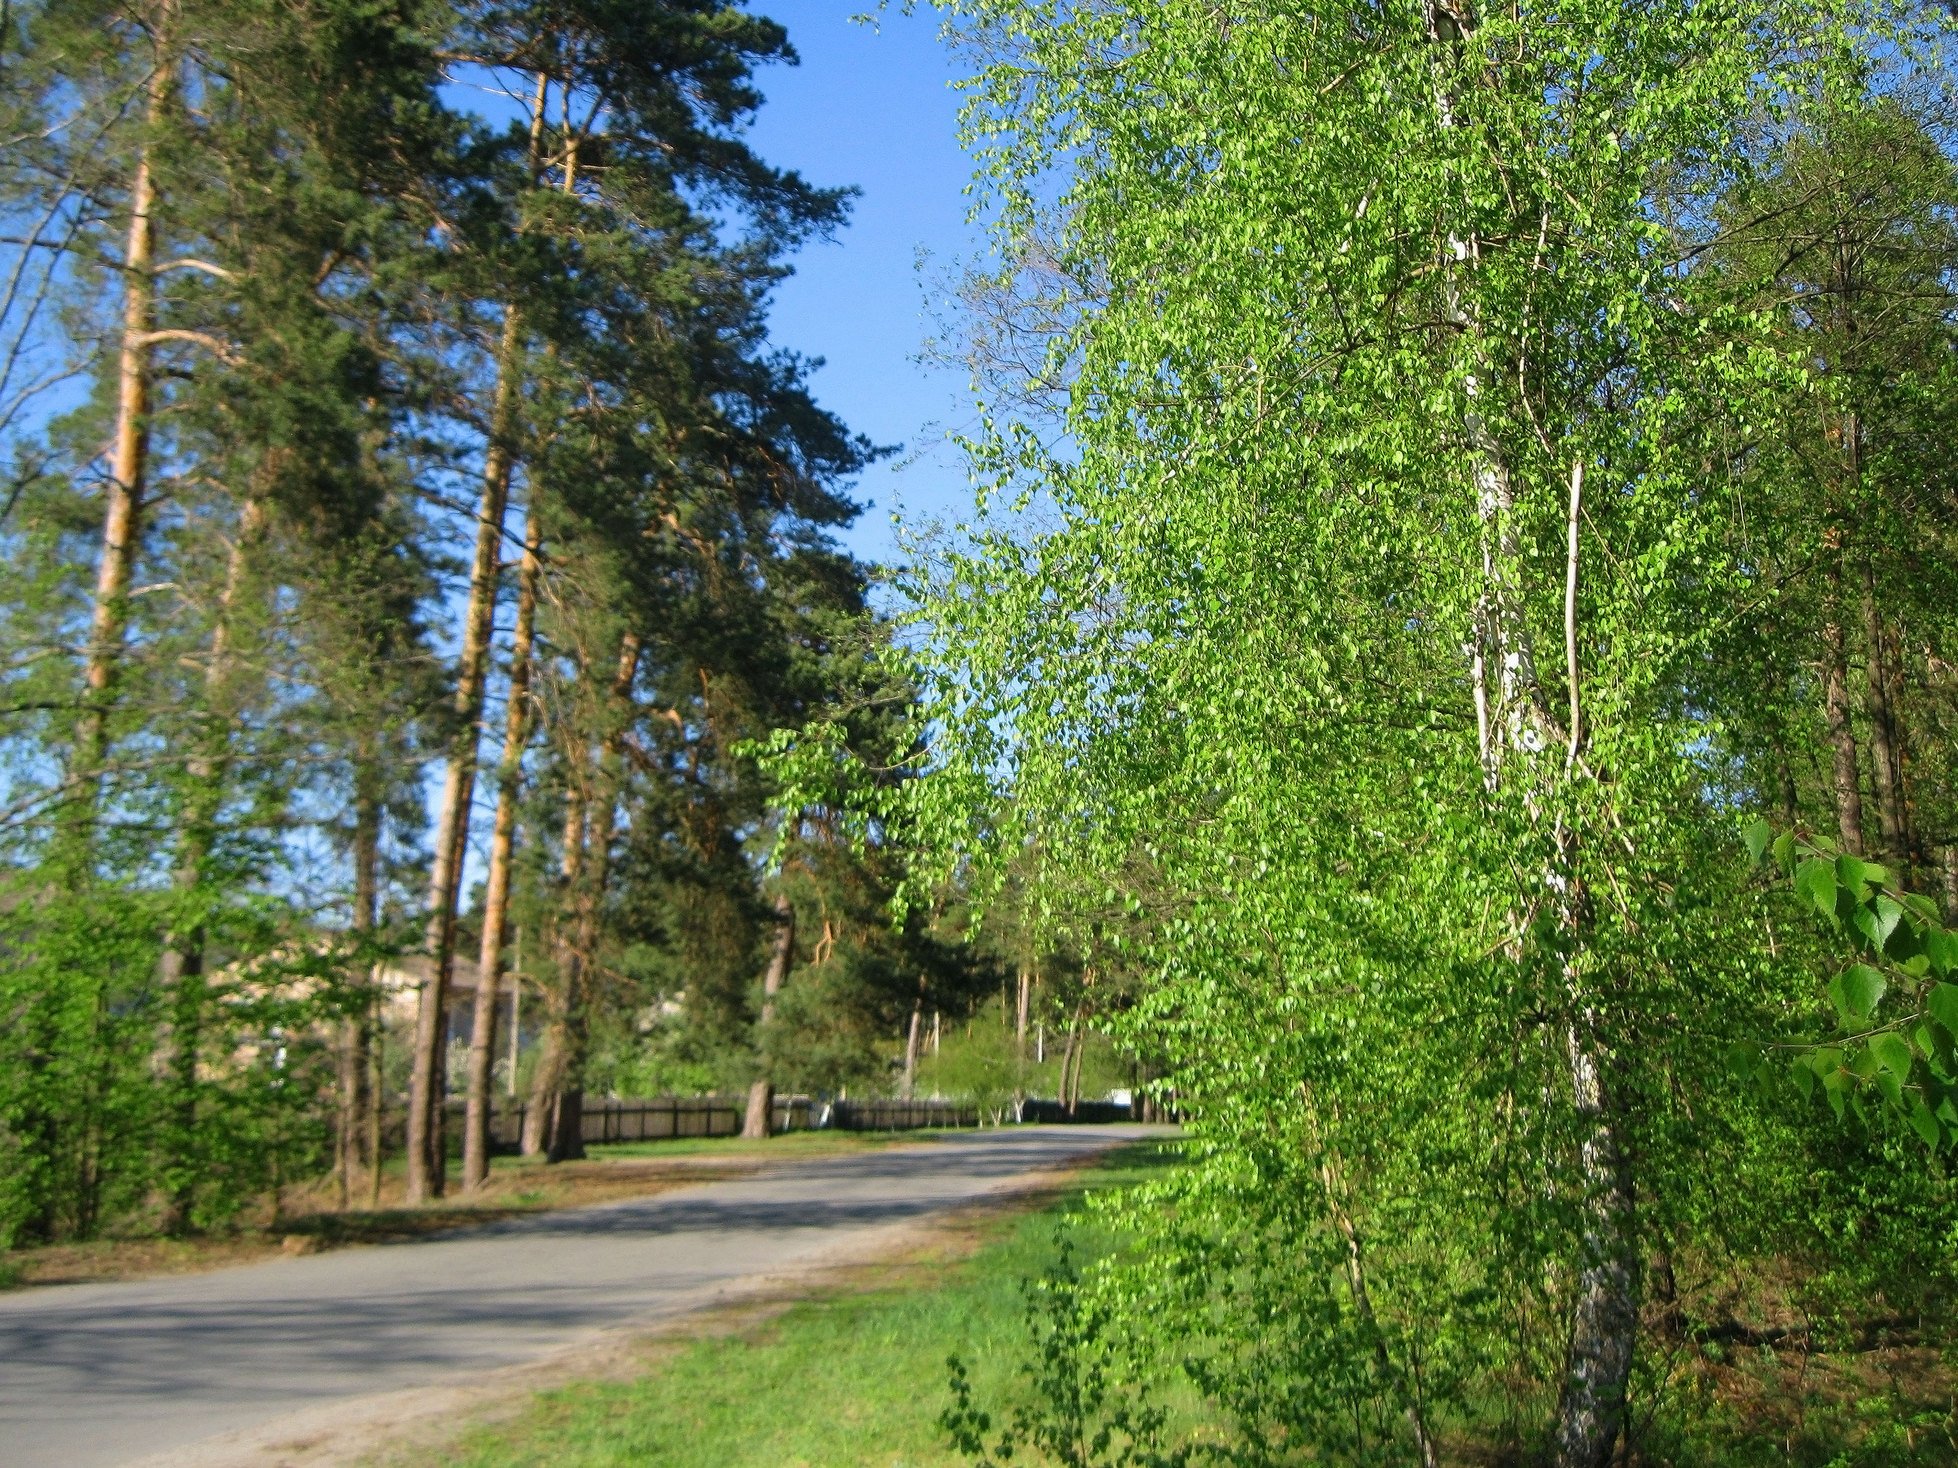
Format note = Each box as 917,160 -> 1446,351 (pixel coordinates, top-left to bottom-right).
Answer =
153,257 -> 236,281
132,328 -> 242,364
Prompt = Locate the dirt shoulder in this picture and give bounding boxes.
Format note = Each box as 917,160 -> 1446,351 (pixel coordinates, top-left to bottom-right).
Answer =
0,1130 -> 914,1291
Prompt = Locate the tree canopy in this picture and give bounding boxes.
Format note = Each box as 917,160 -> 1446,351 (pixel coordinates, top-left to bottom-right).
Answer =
762,1 -> 1958,1461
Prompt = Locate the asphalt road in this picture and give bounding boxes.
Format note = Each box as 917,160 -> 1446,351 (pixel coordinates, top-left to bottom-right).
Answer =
0,1124 -> 1158,1468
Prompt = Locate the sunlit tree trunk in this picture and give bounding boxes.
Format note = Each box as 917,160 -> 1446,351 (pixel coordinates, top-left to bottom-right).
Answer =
741,891 -> 796,1138
546,737 -> 630,1159
1057,1006 -> 1082,1115
1477,444 -> 1636,1468
1425,4 -> 1638,1444
368,983 -> 385,1209
900,984 -> 925,1102
1012,968 -> 1030,1109
521,785 -> 586,1158
461,499 -> 541,1189
461,83 -> 568,1188
73,51 -> 168,821
406,75 -> 549,1204
406,305 -> 524,1204
1067,1006 -> 1090,1113
525,633 -> 638,1162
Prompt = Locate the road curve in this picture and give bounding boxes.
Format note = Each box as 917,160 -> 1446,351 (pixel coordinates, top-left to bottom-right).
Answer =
0,1124 -> 1160,1468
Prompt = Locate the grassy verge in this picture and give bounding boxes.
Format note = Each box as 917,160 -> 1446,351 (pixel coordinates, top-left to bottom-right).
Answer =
0,1128 -> 915,1290
434,1139 -> 1182,1468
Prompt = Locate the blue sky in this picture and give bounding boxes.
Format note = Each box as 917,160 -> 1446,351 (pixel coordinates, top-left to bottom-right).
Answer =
736,1 -> 986,569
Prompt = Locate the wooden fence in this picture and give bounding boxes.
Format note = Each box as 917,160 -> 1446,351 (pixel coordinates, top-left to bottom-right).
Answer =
425,1091 -> 1151,1156
830,1097 -> 980,1131
1018,1098 -> 1141,1125
456,1095 -> 820,1154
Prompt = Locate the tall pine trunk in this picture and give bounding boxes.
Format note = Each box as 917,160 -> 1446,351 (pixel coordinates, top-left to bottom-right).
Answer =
741,891 -> 796,1139
405,74 -> 550,1203
553,635 -> 640,1161
521,784 -> 586,1157
462,82 -> 567,1187
73,54 -> 168,821
27,69 -> 165,1228
525,633 -> 639,1162
461,499 -> 541,1189
405,306 -> 524,1204
337,751 -> 381,1210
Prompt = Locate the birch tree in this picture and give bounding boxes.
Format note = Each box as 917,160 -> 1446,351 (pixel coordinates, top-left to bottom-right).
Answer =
880,0 -> 1948,1461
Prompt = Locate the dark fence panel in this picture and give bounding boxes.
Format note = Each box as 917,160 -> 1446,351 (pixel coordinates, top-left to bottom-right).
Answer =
424,1091 -> 1147,1157
829,1098 -> 979,1131
1018,1098 -> 1139,1125
457,1095 -> 823,1155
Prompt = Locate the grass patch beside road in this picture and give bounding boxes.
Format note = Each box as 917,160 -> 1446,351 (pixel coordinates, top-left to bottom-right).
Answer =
437,1139 -> 1180,1468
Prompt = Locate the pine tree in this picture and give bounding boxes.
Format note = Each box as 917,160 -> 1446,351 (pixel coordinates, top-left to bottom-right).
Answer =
402,0 -> 852,1200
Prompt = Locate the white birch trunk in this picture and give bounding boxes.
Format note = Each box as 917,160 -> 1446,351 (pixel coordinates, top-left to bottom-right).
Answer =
1424,9 -> 1638,1459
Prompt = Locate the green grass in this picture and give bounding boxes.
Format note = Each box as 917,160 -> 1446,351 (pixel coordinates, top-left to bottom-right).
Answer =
439,1140 -> 1180,1468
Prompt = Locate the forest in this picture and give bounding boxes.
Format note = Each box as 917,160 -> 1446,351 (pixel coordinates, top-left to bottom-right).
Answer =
0,0 -> 1127,1245
5,0 -> 1958,1463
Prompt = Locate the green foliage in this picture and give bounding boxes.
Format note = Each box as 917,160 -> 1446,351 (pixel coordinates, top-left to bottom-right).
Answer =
1745,828 -> 1958,1150
923,1004 -> 1022,1117
768,0 -> 1958,1460
0,859 -> 374,1244
942,1241 -> 1183,1468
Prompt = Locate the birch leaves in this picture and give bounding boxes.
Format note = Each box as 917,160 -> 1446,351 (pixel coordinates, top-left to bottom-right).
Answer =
891,0 -> 1950,1459
1745,825 -> 1958,1150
